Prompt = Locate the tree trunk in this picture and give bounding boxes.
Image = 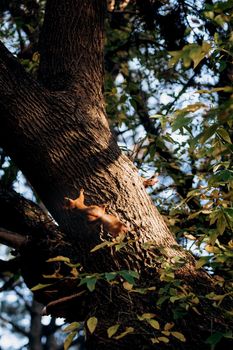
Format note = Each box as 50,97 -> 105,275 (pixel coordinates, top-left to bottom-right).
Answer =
29,300 -> 43,350
0,1 -> 231,349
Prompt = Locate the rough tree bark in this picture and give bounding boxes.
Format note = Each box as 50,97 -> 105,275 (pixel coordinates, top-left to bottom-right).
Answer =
0,1 -> 231,349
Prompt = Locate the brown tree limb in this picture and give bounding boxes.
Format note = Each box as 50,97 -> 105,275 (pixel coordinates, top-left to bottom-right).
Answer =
0,187 -> 64,241
38,0 -> 106,96
0,227 -> 27,248
0,41 -> 43,104
29,299 -> 43,350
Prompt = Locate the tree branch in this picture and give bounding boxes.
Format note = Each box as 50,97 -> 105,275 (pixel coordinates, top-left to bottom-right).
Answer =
0,41 -> 42,105
0,227 -> 27,248
0,187 -> 64,241
0,315 -> 29,337
38,0 -> 106,96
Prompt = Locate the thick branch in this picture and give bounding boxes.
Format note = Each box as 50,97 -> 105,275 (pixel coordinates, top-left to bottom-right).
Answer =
29,300 -> 43,350
0,227 -> 27,248
0,41 -> 42,107
0,187 -> 64,241
38,0 -> 106,96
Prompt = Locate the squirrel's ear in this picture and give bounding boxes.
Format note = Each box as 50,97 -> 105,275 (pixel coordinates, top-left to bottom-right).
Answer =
64,189 -> 86,209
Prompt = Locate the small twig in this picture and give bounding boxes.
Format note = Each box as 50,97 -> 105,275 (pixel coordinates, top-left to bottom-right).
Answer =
0,315 -> 29,337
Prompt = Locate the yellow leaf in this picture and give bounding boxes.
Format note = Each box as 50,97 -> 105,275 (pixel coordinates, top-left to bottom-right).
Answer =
183,233 -> 196,240
162,331 -> 170,336
87,317 -> 98,334
64,332 -> 76,350
63,322 -> 81,333
46,256 -> 71,263
137,313 -> 156,321
90,241 -> 110,252
151,337 -> 159,344
147,319 -> 160,330
114,327 -> 134,340
188,211 -> 202,220
123,281 -> 133,290
202,41 -> 211,53
31,283 -> 53,291
70,267 -> 79,278
32,51 -> 40,63
205,245 -> 219,253
171,331 -> 186,342
195,256 -> 209,269
217,215 -> 227,235
107,324 -> 120,338
164,322 -> 174,331
158,336 -> 169,343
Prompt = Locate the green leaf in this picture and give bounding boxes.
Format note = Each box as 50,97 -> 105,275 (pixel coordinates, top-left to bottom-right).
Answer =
64,332 -> 77,350
217,128 -> 232,144
130,286 -> 156,294
87,317 -> 98,334
31,283 -> 53,291
195,256 -> 211,269
170,295 -> 183,303
189,46 -> 203,68
172,116 -> 191,132
209,170 -> 233,185
217,214 -> 227,235
205,332 -> 223,346
171,331 -> 186,342
87,278 -> 97,292
224,208 -> 233,222
199,125 -> 218,143
115,242 -> 126,251
107,324 -> 120,338
119,270 -> 139,284
104,272 -> 117,281
157,295 -> 169,306
79,276 -> 97,292
168,50 -> 182,67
